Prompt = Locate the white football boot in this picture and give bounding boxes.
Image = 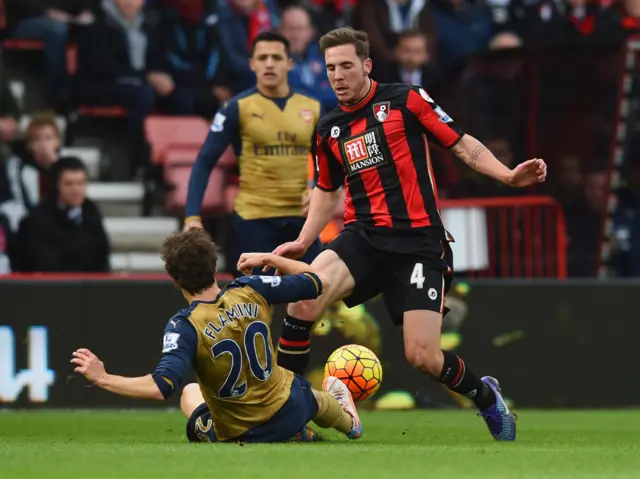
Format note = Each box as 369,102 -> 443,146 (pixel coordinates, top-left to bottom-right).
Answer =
322,376 -> 363,439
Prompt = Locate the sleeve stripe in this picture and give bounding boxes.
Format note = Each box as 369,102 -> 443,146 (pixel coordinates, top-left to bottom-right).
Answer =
315,183 -> 340,192
304,272 -> 322,295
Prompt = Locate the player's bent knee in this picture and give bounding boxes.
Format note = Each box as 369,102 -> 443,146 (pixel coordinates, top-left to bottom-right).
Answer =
405,345 -> 444,377
288,297 -> 327,322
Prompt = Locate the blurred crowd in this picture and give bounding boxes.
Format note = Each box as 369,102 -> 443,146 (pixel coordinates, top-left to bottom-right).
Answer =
0,0 -> 638,276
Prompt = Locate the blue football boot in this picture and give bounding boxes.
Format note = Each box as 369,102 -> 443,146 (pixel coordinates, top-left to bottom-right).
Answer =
477,376 -> 517,441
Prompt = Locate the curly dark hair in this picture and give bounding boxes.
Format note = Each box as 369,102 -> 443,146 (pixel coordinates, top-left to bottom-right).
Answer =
161,229 -> 218,295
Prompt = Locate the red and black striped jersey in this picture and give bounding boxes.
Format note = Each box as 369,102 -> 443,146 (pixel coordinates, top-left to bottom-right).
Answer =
313,80 -> 463,238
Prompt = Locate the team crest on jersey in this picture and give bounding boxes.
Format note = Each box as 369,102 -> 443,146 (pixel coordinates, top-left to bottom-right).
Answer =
300,109 -> 314,124
340,128 -> 389,175
372,101 -> 391,122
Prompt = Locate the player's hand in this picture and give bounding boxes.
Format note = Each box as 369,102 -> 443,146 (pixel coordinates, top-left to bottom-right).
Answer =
71,348 -> 107,385
272,240 -> 307,260
183,218 -> 203,231
237,253 -> 268,276
508,158 -> 547,187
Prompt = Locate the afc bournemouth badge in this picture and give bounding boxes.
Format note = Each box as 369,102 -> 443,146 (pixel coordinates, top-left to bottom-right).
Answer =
300,109 -> 314,124
373,101 -> 390,122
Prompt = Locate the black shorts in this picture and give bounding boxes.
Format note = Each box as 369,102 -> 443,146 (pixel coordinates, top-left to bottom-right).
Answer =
325,224 -> 454,325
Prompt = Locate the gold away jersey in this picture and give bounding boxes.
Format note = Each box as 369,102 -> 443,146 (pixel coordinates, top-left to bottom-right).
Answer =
185,87 -> 322,220
152,273 -> 322,441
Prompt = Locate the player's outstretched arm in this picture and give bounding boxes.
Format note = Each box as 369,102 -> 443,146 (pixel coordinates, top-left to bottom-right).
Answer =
451,134 -> 547,187
274,187 -> 342,260
184,100 -> 240,230
71,349 -> 164,400
238,253 -> 329,287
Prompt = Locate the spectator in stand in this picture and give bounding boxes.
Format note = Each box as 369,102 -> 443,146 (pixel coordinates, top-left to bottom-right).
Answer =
0,69 -> 30,233
432,0 -> 493,71
153,0 -> 232,117
374,30 -> 440,90
352,0 -> 436,79
1,114 -> 62,232
595,0 -> 640,44
279,5 -> 337,111
217,0 -> 280,92
19,114 -> 63,201
506,0 -> 607,47
13,157 -> 111,273
5,1 -> 96,108
75,0 -> 164,177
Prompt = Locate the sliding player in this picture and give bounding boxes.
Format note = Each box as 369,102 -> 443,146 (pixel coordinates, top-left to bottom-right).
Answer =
71,229 -> 361,443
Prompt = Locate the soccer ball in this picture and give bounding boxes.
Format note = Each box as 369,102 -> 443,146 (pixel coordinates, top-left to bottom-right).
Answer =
324,344 -> 382,401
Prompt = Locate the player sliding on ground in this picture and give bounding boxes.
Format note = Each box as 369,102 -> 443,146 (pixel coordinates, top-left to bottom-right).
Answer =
71,229 -> 361,443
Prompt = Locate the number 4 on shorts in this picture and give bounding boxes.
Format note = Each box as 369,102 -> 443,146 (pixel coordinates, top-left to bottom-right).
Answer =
410,263 -> 425,289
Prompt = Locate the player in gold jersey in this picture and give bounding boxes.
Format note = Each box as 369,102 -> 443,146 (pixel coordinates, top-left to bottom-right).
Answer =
70,229 -> 362,443
183,31 -> 323,276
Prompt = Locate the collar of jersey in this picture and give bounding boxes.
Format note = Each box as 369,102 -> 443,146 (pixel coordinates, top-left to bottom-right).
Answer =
188,283 -> 240,308
256,87 -> 294,101
339,80 -> 377,113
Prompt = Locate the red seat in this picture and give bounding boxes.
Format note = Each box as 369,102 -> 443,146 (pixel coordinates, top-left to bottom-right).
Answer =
145,116 -> 210,165
163,147 -> 237,216
77,106 -> 128,117
2,39 -> 43,50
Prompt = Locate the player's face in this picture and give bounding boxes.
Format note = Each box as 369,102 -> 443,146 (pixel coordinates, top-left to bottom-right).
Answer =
250,41 -> 292,90
325,44 -> 372,105
58,170 -> 87,208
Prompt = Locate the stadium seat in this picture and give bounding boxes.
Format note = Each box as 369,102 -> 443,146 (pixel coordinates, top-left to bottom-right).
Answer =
110,252 -> 165,272
145,116 -> 210,164
86,182 -> 144,202
163,147 -> 236,216
2,39 -> 43,50
104,216 -> 179,251
76,106 -> 128,117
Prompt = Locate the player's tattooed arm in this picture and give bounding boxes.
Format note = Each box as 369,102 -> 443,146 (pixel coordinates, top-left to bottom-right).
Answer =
451,135 -> 512,184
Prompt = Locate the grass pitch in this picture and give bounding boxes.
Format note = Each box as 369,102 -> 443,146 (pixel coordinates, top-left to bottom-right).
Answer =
1,410 -> 639,478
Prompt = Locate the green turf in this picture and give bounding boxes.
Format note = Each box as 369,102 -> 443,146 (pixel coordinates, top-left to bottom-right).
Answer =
1,410 -> 639,478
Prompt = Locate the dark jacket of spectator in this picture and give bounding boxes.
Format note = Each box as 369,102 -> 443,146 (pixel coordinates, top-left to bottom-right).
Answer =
506,0 -> 605,47
75,0 -> 163,85
217,0 -> 280,92
12,157 -> 110,273
594,2 -> 640,44
156,2 -> 228,89
15,197 -> 110,272
432,0 -> 493,71
352,0 -> 437,74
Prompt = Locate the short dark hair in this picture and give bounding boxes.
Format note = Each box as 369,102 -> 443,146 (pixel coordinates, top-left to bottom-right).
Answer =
397,30 -> 428,44
162,229 -> 218,296
51,156 -> 86,185
319,27 -> 369,60
251,30 -> 291,57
